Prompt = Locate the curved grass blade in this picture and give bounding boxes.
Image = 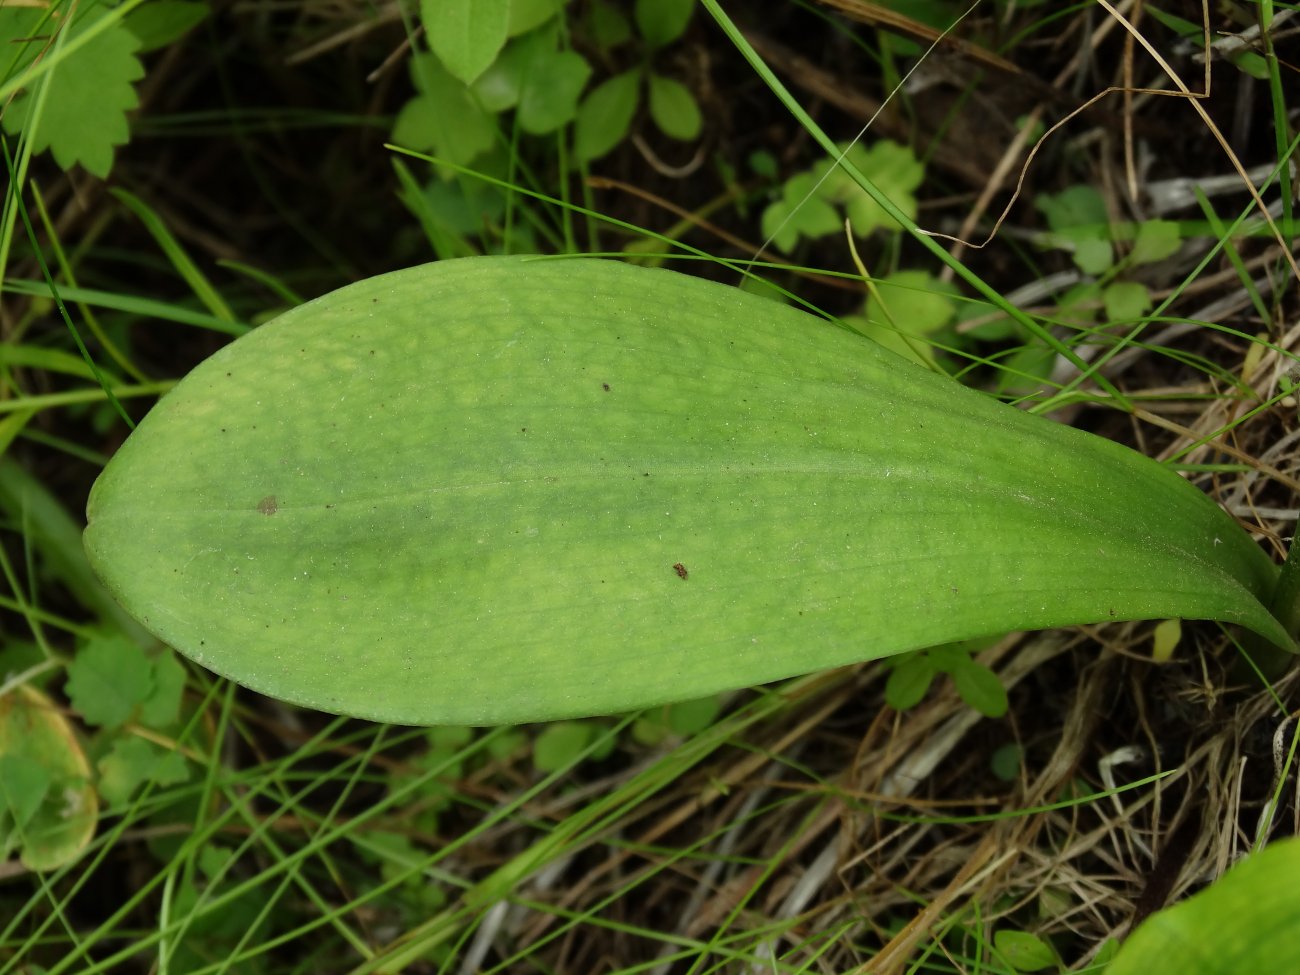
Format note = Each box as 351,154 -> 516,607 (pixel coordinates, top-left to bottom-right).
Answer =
83,256 -> 1292,724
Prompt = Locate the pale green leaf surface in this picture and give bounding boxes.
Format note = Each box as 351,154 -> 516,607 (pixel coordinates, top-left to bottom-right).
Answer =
65,632 -> 153,728
647,73 -> 701,140
1,8 -> 144,177
420,0 -> 509,86
84,257 -> 1291,725
1107,838 -> 1300,974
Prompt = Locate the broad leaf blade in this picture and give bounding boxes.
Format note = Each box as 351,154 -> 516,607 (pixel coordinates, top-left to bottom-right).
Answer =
84,257 -> 1290,724
1107,838 -> 1300,974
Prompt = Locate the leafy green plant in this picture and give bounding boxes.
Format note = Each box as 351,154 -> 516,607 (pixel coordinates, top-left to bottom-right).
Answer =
761,140 -> 924,252
0,0 -> 209,177
1106,838 -> 1300,973
82,255 -> 1294,725
885,640 -> 1007,718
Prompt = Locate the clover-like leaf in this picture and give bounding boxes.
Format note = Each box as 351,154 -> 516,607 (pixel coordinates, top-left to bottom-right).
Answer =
65,631 -> 152,729
393,53 -> 496,168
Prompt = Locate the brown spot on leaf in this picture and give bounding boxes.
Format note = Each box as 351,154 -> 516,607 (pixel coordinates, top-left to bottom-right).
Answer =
257,495 -> 278,515
672,562 -> 688,580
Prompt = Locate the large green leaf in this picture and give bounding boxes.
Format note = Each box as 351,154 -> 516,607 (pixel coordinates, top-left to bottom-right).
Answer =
1108,838 -> 1300,973
83,257 -> 1291,724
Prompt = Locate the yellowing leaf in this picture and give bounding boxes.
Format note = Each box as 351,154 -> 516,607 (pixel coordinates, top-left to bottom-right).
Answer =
1151,618 -> 1181,662
0,685 -> 97,871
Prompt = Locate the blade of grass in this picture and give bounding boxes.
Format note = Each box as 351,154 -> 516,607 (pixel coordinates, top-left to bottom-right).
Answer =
109,188 -> 237,324
697,0 -> 1131,412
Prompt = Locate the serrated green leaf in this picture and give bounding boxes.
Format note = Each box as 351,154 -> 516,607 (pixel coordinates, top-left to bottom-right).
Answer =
139,651 -> 186,728
83,257 -> 1293,725
835,141 -> 922,235
634,0 -> 694,48
1037,185 -> 1107,232
2,7 -> 144,177
1108,839 -> 1300,974
575,68 -> 641,162
98,737 -> 189,807
647,73 -> 701,140
761,171 -> 842,252
124,1 -> 209,53
420,0 -> 509,86
1037,185 -> 1114,273
66,631 -> 153,728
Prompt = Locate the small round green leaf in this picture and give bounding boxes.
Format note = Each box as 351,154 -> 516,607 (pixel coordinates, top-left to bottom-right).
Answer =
885,653 -> 936,711
634,0 -> 694,48
647,73 -> 701,140
575,69 -> 641,162
994,929 -> 1057,972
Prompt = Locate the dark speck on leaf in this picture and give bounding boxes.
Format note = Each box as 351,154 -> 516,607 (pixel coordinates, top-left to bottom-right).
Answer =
673,562 -> 688,580
602,383 -> 610,391
257,495 -> 278,515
